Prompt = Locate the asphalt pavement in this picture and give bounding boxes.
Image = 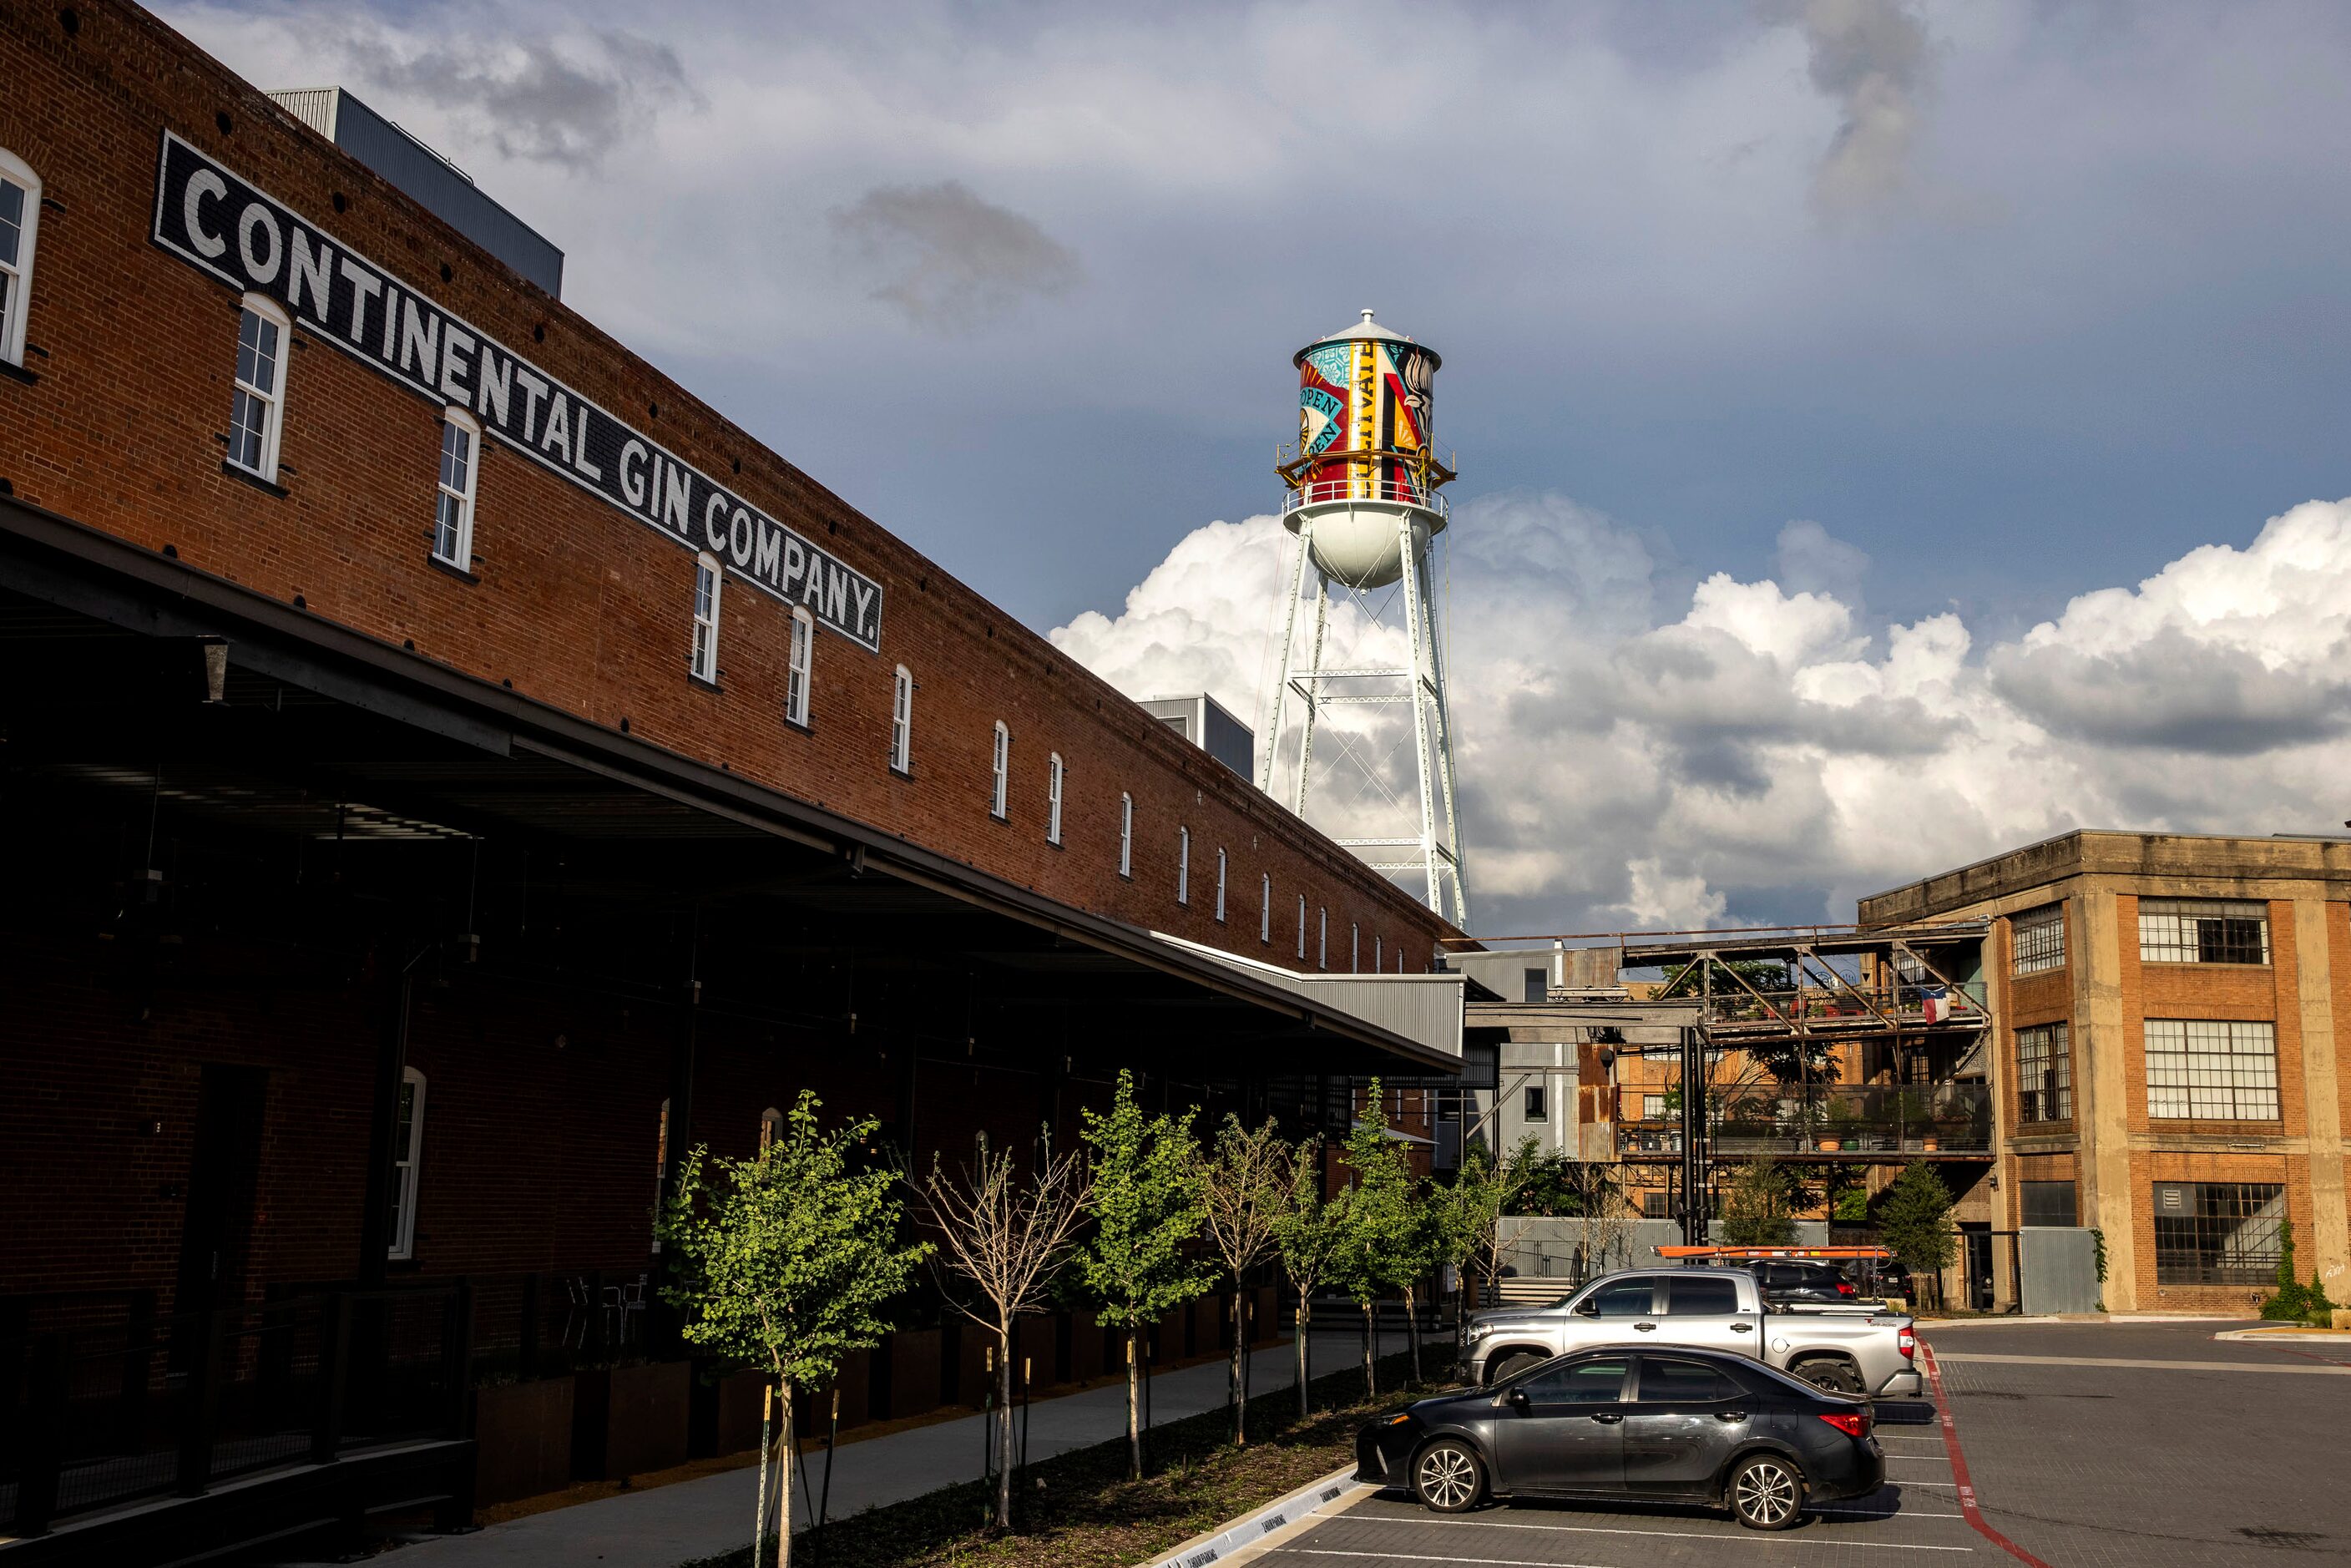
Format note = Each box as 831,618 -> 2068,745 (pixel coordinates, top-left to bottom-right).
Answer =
1265,1318 -> 2351,1568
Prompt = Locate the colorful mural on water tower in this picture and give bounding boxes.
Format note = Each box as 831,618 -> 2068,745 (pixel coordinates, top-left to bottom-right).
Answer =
1289,318 -> 1440,509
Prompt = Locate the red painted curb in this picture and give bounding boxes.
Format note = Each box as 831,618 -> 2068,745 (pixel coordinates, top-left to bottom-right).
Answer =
1918,1341 -> 2056,1568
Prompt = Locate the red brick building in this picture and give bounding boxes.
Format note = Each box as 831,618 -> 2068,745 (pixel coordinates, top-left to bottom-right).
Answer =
0,4 -> 1463,1554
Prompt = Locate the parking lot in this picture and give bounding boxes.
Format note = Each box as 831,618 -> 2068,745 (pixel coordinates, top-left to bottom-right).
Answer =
1266,1320 -> 2351,1568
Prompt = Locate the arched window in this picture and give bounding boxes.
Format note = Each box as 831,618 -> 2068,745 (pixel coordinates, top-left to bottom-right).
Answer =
759,1105 -> 785,1152
889,666 -> 914,771
1296,895 -> 1307,959
1260,874 -> 1272,943
786,606 -> 815,726
989,722 -> 1009,818
0,148 -> 43,370
432,407 -> 480,571
1351,923 -> 1360,971
1118,792 -> 1133,878
1176,827 -> 1191,905
690,554 -> 722,683
1214,849 -> 1227,922
1374,934 -> 1383,970
1317,907 -> 1327,969
387,1066 -> 427,1261
1047,752 -> 1065,845
227,291 -> 291,481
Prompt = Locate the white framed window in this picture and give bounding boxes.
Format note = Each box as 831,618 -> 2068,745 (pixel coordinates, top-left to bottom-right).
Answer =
1297,894 -> 1307,959
786,607 -> 815,726
890,665 -> 913,771
0,149 -> 41,370
2139,898 -> 2270,966
1374,934 -> 1383,969
432,407 -> 479,569
1177,827 -> 1191,905
759,1105 -> 785,1152
2146,1019 -> 2280,1120
690,553 -> 722,682
1118,792 -> 1133,877
1317,907 -> 1327,969
1048,752 -> 1065,845
387,1066 -> 427,1261
990,721 -> 1009,818
1260,874 -> 1272,943
228,292 -> 291,481
1214,849 -> 1226,921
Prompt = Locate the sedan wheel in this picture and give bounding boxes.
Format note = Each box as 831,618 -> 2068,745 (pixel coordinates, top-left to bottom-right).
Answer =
1729,1454 -> 1805,1530
1413,1440 -> 1484,1513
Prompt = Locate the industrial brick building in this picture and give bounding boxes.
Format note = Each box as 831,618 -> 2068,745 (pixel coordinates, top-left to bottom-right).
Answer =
0,4 -> 1464,1555
1861,831 -> 2351,1315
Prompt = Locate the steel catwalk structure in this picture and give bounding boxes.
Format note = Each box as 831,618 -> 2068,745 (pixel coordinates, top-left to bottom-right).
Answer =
1260,311 -> 1469,928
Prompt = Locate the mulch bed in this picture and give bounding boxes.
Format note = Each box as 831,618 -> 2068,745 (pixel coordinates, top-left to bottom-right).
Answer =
682,1350 -> 1436,1568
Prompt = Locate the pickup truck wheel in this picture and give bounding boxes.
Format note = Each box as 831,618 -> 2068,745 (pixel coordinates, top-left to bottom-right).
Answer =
1489,1352 -> 1545,1384
1792,1358 -> 1866,1397
1728,1454 -> 1806,1530
1412,1439 -> 1486,1512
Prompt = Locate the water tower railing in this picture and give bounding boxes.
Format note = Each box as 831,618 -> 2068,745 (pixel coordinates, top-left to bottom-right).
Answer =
1280,477 -> 1449,516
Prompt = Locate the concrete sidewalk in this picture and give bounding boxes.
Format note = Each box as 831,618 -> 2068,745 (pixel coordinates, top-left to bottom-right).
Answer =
390,1323 -> 1425,1568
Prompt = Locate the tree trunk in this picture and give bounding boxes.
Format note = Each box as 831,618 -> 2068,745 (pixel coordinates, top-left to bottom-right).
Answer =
1403,1283 -> 1422,1386
1229,1285 -> 1246,1445
1295,1297 -> 1311,1420
1360,1298 -> 1376,1399
994,1320 -> 1015,1530
1125,1325 -> 1142,1480
776,1382 -> 795,1568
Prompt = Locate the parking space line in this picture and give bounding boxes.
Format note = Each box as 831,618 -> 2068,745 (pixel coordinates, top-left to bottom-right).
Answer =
1919,1343 -> 2055,1568
1274,1549 -> 1615,1568
1316,1513 -> 1976,1551
1929,1352 -> 2349,1376
1816,1508 -> 1966,1520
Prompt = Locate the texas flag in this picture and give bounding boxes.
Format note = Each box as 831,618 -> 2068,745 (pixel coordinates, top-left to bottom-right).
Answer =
1919,985 -> 1953,1023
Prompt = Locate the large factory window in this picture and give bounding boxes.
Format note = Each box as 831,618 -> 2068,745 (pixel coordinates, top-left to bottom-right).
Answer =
786,607 -> 814,727
2016,1023 -> 2072,1122
990,722 -> 1009,819
2146,1019 -> 2280,1120
690,554 -> 721,684
1214,848 -> 1226,921
1260,874 -> 1272,943
2011,903 -> 2065,976
1177,827 -> 1191,904
2139,898 -> 2270,966
890,666 -> 913,772
1048,753 -> 1065,845
432,409 -> 479,571
1118,792 -> 1132,877
227,293 -> 291,482
0,149 -> 39,370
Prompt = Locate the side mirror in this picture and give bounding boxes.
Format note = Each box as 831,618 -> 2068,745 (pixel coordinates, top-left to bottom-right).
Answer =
1507,1387 -> 1530,1409
1575,1298 -> 1600,1318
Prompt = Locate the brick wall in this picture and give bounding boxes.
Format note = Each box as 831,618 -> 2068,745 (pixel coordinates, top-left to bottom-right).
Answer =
0,3 -> 1449,983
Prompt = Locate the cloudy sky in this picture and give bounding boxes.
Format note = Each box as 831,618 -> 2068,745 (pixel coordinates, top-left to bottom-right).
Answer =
167,0 -> 2351,938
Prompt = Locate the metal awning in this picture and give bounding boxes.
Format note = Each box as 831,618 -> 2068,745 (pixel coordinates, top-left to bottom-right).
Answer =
1152,933 -> 1464,1070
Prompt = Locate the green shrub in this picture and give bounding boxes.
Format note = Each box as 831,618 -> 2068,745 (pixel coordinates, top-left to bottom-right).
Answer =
2259,1221 -> 2310,1321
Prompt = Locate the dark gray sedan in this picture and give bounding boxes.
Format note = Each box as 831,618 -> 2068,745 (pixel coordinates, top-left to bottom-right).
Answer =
1355,1346 -> 1885,1530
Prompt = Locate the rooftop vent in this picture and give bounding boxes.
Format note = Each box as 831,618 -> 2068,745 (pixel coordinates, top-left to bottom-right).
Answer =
267,87 -> 564,298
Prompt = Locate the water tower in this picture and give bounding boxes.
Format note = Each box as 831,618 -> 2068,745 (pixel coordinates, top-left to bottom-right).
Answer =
1259,311 -> 1469,930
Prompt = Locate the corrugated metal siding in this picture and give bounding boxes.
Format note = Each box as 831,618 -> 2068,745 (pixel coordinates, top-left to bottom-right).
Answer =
1153,933 -> 1464,1061
268,87 -> 340,139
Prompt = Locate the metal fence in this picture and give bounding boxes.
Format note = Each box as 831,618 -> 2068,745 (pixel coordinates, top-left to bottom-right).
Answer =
0,1283 -> 470,1537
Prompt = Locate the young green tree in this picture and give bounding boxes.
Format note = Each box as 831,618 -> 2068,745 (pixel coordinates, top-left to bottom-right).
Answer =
1430,1139 -> 1514,1367
1075,1070 -> 1210,1479
659,1091 -> 928,1568
1720,1155 -> 1798,1246
1878,1161 -> 1958,1308
1200,1115 -> 1292,1444
1332,1081 -> 1418,1396
913,1129 -> 1090,1530
1272,1138 -> 1347,1419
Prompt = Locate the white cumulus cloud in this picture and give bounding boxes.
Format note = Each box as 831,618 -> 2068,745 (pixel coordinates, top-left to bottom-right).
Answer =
1053,493 -> 2351,937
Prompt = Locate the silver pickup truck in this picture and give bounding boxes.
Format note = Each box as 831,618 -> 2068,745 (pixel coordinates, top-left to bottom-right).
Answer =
1465,1267 -> 1923,1399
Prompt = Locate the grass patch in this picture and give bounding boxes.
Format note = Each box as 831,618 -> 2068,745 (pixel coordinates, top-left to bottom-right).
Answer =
683,1350 -> 1438,1568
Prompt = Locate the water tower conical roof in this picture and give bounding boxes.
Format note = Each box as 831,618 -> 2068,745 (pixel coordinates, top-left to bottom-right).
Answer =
1293,308 -> 1440,370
